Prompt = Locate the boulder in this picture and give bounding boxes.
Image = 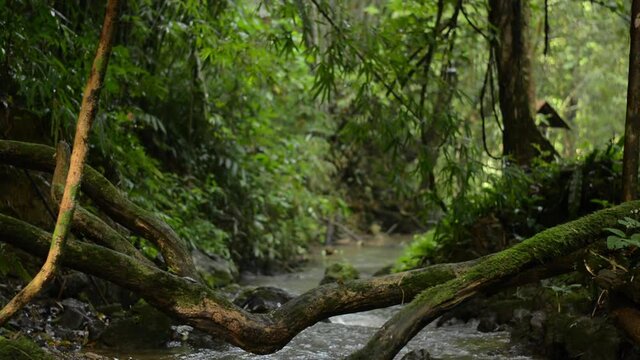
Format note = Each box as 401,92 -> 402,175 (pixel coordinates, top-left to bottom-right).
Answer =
98,300 -> 173,349
401,349 -> 438,360
192,248 -> 239,288
233,286 -> 295,313
320,262 -> 359,285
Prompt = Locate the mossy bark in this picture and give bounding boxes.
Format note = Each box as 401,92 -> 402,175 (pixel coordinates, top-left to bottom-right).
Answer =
348,200 -> 640,360
0,212 -> 471,353
2,199 -> 638,355
0,139 -> 197,278
52,142 -> 153,266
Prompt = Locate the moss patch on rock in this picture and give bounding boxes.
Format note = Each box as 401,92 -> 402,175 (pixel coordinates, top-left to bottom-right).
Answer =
0,336 -> 54,360
320,262 -> 360,285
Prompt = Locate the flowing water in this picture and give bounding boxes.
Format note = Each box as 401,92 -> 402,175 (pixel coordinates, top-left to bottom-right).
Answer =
93,235 -> 536,360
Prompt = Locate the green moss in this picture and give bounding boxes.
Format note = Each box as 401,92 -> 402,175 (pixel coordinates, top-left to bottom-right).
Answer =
320,262 -> 360,285
0,336 -> 54,360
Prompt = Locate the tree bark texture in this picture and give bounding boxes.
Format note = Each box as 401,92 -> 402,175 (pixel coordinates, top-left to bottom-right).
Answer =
488,0 -> 555,166
0,140 -> 197,278
0,0 -> 119,326
622,0 -> 640,201
348,200 -> 640,359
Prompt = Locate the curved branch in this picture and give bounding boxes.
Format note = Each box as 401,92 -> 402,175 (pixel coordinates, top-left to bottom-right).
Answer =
348,200 -> 640,360
0,139 -> 197,278
0,212 -> 471,354
52,142 -> 153,266
2,200 -> 638,355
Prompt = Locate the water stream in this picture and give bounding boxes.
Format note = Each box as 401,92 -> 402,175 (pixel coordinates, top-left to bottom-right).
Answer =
94,236 -> 536,359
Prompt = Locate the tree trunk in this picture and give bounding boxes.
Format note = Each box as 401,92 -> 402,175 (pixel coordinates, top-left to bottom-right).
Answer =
0,0 -> 119,326
488,0 -> 555,166
622,0 -> 640,201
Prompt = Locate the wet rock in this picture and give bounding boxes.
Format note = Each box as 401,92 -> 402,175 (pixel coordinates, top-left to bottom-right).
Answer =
320,262 -> 359,285
401,349 -> 438,360
56,298 -> 88,330
171,325 -> 193,342
233,286 -> 295,313
477,317 -> 499,333
545,315 -> 622,360
99,300 -> 173,349
192,248 -> 239,288
51,272 -> 91,299
51,273 -> 139,309
373,264 -> 393,277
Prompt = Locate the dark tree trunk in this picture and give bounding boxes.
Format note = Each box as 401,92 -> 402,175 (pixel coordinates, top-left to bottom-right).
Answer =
488,0 -> 555,166
622,0 -> 640,201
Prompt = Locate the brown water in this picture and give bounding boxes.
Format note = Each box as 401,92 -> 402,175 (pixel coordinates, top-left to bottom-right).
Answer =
91,235 -> 536,360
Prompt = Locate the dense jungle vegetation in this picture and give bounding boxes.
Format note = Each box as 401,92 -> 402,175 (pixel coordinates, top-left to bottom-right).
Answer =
2,0 -> 640,359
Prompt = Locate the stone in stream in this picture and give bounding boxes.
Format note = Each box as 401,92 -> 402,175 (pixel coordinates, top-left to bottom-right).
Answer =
233,286 -> 295,313
56,298 -> 89,330
319,262 -> 359,285
401,349 -> 439,360
192,248 -> 239,288
98,300 -> 173,349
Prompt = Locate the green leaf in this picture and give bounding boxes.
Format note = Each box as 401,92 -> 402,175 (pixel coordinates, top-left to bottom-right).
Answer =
604,227 -> 626,238
607,235 -> 627,249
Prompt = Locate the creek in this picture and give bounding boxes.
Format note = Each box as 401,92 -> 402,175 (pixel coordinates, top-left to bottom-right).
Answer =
95,235 -> 536,360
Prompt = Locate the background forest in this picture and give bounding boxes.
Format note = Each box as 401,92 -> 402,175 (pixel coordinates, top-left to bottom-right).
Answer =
1,0 -> 639,359
1,0 -> 631,270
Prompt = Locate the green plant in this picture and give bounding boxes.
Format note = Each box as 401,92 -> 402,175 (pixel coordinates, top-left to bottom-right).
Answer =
605,215 -> 640,249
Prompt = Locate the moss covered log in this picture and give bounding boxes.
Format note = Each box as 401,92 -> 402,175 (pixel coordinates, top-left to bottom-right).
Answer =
51,142 -> 153,266
2,141 -> 639,356
1,201 -> 636,355
348,200 -> 640,360
0,212 -> 473,353
0,139 -> 196,278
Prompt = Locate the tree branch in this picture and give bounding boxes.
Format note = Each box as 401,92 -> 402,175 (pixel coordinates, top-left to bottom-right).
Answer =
0,140 -> 197,278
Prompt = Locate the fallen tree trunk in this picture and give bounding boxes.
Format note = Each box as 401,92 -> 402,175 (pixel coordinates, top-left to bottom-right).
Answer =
51,142 -> 153,266
1,140 -> 639,355
0,212 -> 473,353
0,140 -> 197,278
1,201 -> 636,354
348,200 -> 640,360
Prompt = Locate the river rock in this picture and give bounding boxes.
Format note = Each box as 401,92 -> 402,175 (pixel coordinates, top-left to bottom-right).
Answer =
192,248 -> 239,288
320,262 -> 359,285
56,298 -> 88,330
401,349 -> 439,360
477,316 -> 499,333
51,272 -> 139,308
233,286 -> 295,313
99,300 -> 173,349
